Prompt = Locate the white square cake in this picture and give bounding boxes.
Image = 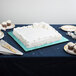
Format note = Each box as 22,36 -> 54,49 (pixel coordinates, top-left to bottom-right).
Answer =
13,22 -> 62,48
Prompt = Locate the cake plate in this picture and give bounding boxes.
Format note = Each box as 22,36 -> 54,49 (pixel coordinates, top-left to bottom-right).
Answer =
0,24 -> 15,30
0,31 -> 4,39
8,31 -> 69,52
64,44 -> 76,55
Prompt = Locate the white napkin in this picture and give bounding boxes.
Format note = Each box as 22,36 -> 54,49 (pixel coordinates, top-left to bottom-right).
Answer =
0,40 -> 23,55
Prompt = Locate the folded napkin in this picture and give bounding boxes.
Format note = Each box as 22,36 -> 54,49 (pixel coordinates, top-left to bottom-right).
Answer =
0,40 -> 23,55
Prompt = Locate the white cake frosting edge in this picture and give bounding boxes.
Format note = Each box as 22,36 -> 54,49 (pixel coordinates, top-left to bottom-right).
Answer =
13,22 -> 62,48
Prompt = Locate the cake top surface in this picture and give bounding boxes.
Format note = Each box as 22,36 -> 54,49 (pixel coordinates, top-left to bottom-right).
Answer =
2,22 -> 7,25
67,42 -> 75,46
7,20 -> 11,23
13,22 -> 62,42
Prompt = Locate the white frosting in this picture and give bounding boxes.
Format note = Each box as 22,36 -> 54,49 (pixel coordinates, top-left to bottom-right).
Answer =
2,22 -> 7,25
13,22 -> 62,48
67,42 -> 75,46
7,20 -> 11,23
74,46 -> 76,49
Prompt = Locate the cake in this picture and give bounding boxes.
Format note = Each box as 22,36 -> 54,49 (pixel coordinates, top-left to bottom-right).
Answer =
68,42 -> 75,50
6,20 -> 11,26
13,22 -> 62,48
73,45 -> 76,53
2,22 -> 7,28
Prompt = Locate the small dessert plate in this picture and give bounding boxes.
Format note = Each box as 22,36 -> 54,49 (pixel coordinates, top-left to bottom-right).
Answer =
6,24 -> 15,29
0,24 -> 15,30
0,31 -> 4,39
60,25 -> 76,31
64,44 -> 76,55
0,24 -> 6,31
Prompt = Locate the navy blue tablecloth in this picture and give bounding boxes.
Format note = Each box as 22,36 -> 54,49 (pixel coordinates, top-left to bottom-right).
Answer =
0,24 -> 76,76
0,24 -> 76,58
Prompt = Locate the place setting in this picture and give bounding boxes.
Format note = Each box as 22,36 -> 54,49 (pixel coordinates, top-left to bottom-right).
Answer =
0,20 -> 23,55
60,24 -> 76,55
0,20 -> 15,30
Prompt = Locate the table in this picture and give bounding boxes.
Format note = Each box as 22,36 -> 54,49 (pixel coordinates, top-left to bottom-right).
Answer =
0,24 -> 76,76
